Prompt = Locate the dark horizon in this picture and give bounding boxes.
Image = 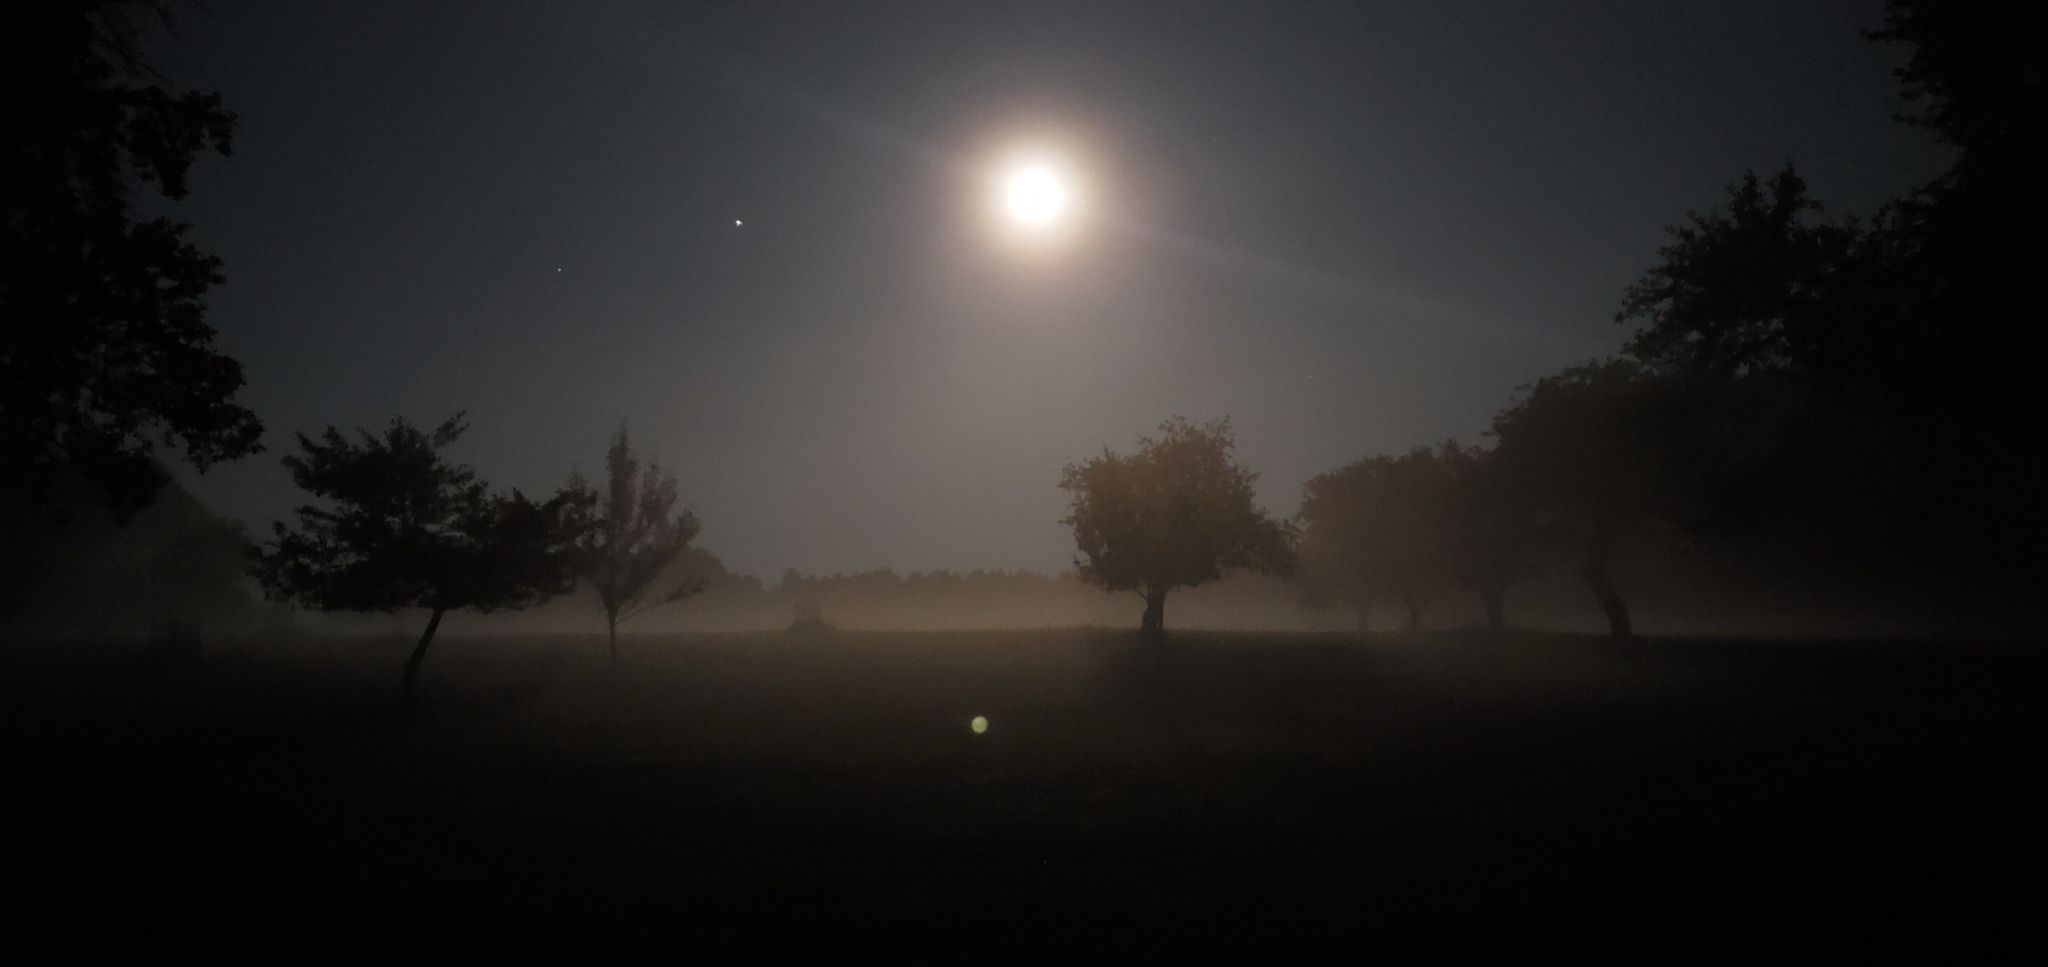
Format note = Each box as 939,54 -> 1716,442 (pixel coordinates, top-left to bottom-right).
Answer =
150,0 -> 1946,580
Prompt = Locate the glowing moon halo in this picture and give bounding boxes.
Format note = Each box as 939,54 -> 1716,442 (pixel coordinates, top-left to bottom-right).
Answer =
1003,166 -> 1069,224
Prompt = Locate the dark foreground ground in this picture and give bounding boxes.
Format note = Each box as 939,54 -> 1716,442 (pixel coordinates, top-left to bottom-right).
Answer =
8,629 -> 2043,955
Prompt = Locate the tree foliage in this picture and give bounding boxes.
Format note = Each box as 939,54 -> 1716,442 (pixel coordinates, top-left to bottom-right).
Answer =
1488,361 -> 1743,638
569,425 -> 703,657
1298,442 -> 1526,632
253,414 -> 587,699
2,0 -> 261,515
1618,167 -> 1882,386
1060,417 -> 1294,636
1867,0 -> 2046,169
1299,448 -> 1455,631
1435,443 -> 1529,631
1609,1 -> 2047,583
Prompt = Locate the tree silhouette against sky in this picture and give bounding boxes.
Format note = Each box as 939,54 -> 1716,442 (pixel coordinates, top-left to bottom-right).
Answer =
254,415 -> 587,701
3,0 -> 262,616
1061,417 -> 1294,637
570,425 -> 703,660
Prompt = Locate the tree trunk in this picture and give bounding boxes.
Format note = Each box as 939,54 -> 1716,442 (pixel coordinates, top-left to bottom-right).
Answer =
1479,585 -> 1505,633
606,609 -> 619,662
1403,592 -> 1423,634
1139,588 -> 1167,639
1353,595 -> 1373,632
1581,537 -> 1632,639
402,607 -> 446,705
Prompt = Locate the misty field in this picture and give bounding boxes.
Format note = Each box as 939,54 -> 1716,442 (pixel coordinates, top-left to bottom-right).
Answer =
10,630 -> 2041,953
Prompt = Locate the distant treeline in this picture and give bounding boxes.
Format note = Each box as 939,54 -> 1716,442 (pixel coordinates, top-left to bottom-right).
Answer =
6,498 -> 1985,644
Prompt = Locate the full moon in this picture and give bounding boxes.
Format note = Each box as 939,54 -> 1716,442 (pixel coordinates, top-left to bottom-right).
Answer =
1004,166 -> 1068,224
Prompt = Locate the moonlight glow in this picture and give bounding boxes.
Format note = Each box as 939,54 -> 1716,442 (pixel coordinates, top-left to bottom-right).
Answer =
1004,166 -> 1069,224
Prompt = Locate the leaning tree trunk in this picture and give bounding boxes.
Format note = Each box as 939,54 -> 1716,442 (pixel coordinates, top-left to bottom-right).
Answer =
402,606 -> 447,705
1139,588 -> 1168,639
1580,534 -> 1632,640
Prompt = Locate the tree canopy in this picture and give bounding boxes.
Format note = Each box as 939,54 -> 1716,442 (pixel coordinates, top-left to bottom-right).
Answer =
1298,442 -> 1526,633
1605,0 -> 2047,586
1060,417 -> 1294,636
1488,361 -> 1739,638
1868,0 -> 2046,171
2,0 -> 261,514
1618,166 -> 1880,387
570,425 -> 703,658
1299,447 -> 1455,632
254,414 -> 587,699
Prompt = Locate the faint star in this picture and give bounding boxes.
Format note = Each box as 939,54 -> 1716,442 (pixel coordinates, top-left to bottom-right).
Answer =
734,219 -> 744,227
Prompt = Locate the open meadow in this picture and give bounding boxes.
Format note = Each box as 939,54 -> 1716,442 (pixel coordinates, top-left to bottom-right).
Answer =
10,630 -> 2041,953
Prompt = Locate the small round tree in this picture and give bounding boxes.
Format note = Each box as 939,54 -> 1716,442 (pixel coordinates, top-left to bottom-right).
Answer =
1060,417 -> 1294,637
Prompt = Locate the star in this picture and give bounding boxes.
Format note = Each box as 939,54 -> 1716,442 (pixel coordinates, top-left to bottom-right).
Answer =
734,219 -> 744,227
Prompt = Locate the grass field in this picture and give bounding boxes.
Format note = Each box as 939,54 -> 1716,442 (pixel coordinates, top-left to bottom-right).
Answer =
9,629 -> 2042,954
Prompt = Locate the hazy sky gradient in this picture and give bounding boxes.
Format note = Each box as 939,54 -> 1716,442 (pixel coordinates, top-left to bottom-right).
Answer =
160,0 -> 1946,578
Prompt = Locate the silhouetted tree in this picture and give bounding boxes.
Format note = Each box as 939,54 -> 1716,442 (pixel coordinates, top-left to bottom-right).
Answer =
1864,0 -> 2046,568
253,415 -> 587,701
1609,1 -> 2048,587
1490,362 -> 1729,639
1060,417 -> 1294,637
1437,443 -> 1529,633
1615,169 -> 1905,568
1868,0 -> 2045,176
1618,166 -> 1878,386
569,425 -> 703,659
1298,442 -> 1525,633
2,1 -> 260,512
2,1 -> 261,617
1298,448 -> 1453,632
1296,466 -> 1379,631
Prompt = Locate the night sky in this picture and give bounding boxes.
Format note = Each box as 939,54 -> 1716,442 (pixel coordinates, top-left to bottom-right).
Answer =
158,0 -> 1946,579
